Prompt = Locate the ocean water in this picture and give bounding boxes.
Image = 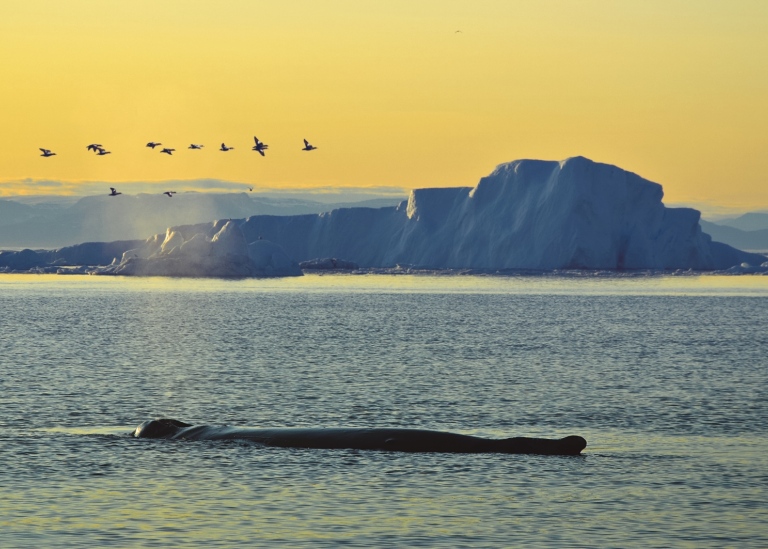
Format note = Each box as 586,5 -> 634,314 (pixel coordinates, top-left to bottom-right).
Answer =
1,273 -> 767,548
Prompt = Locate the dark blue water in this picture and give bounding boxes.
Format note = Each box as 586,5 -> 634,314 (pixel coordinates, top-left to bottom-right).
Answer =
1,273 -> 767,547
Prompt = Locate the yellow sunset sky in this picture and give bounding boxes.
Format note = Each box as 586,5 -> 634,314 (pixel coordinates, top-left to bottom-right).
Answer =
1,1 -> 766,210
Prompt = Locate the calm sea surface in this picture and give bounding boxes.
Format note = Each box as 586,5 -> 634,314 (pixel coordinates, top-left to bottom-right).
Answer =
1,273 -> 767,548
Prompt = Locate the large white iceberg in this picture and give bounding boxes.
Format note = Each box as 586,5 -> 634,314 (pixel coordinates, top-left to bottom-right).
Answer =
236,156 -> 764,270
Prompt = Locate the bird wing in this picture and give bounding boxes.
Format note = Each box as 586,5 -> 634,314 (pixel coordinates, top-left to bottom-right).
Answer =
304,139 -> 309,146
258,149 -> 265,156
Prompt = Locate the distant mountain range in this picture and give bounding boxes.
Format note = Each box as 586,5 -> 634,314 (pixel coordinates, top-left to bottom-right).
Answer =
710,212 -> 768,232
0,192 -> 404,249
700,212 -> 768,252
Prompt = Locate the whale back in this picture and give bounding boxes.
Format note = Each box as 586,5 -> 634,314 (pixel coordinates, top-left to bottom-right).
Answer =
134,418 -> 192,438
132,420 -> 587,455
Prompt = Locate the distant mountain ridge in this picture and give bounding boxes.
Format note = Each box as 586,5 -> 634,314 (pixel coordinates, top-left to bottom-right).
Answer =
700,220 -> 768,252
711,212 -> 768,232
0,193 -> 404,249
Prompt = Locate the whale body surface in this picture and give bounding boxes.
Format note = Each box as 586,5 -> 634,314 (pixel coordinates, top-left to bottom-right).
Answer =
133,419 -> 587,456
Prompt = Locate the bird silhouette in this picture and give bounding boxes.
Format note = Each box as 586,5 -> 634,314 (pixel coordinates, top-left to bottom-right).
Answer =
160,148 -> 175,155
252,136 -> 269,156
188,144 -> 204,149
95,148 -> 111,155
86,144 -> 103,152
302,139 -> 317,151
109,187 -> 121,196
220,143 -> 234,151
146,142 -> 162,149
39,148 -> 56,157
163,191 -> 176,197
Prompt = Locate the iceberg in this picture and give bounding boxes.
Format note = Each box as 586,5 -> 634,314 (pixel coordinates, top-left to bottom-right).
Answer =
236,156 -> 764,270
95,220 -> 302,278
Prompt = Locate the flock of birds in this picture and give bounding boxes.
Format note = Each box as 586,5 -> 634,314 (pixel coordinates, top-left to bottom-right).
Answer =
39,137 -> 318,197
38,137 -> 318,159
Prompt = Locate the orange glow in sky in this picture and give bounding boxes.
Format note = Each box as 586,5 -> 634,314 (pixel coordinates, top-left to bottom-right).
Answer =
1,1 -> 767,209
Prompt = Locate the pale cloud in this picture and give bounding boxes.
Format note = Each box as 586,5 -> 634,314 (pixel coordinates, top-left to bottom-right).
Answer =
0,178 -> 410,202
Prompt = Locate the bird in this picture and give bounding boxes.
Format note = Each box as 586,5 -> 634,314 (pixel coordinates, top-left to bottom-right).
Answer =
188,144 -> 204,149
220,143 -> 234,151
163,191 -> 176,197
146,142 -> 162,149
160,148 -> 175,155
252,136 -> 268,156
39,148 -> 56,157
109,187 -> 121,196
95,148 -> 111,155
302,139 -> 317,151
86,144 -> 102,152
248,187 -> 253,192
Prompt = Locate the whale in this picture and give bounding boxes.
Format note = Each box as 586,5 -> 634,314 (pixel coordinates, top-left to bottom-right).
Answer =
133,419 -> 587,456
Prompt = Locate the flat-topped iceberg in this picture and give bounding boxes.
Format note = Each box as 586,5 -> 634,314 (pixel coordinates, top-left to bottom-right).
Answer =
237,156 -> 764,270
95,220 -> 302,278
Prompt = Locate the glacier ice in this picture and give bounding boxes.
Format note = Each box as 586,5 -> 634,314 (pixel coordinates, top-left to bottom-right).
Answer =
236,156 -> 765,270
95,220 -> 302,278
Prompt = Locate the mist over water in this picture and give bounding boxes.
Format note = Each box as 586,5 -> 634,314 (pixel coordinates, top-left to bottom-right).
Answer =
1,274 -> 767,547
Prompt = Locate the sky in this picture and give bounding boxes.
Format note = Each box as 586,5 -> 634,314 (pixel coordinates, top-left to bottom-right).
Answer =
1,1 -> 767,211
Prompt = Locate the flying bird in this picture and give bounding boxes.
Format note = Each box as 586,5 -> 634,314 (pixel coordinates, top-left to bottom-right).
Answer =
163,191 -> 176,197
95,148 -> 111,155
109,187 -> 121,196
248,187 -> 253,192
220,143 -> 234,151
302,139 -> 317,151
160,148 -> 175,155
86,144 -> 103,152
188,144 -> 204,149
146,142 -> 162,149
252,136 -> 268,156
39,148 -> 56,157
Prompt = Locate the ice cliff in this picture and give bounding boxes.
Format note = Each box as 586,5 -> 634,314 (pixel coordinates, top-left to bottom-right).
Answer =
236,156 -> 763,270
